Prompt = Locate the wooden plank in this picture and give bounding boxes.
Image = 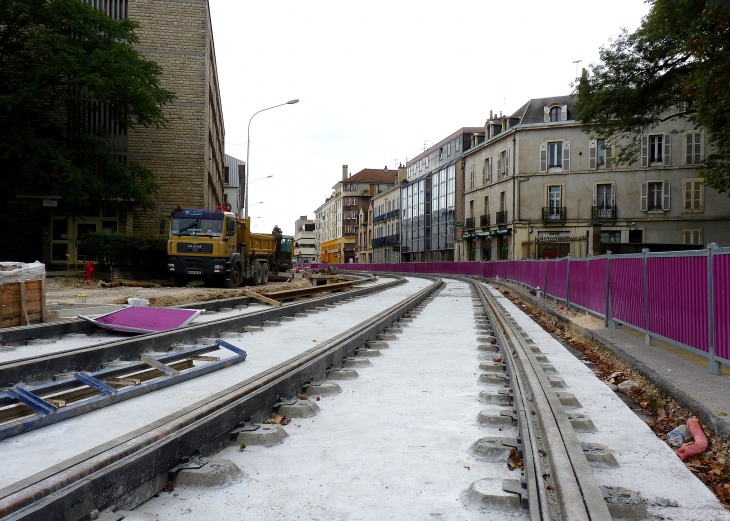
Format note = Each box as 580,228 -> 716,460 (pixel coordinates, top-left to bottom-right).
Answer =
25,280 -> 43,290
41,278 -> 47,323
19,282 -> 27,326
1,301 -> 42,319
240,288 -> 281,307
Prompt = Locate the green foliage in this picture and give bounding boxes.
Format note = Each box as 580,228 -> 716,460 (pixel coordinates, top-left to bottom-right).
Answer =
575,0 -> 730,194
0,0 -> 176,214
82,232 -> 168,270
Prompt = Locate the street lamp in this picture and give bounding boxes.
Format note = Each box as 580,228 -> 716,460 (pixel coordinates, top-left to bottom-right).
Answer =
250,175 -> 273,183
249,201 -> 264,208
245,100 -> 299,218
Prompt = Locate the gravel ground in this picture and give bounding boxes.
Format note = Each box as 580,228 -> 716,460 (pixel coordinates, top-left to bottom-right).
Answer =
45,273 -> 314,308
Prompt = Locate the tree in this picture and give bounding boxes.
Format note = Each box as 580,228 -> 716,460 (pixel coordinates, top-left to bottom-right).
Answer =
0,0 -> 176,213
575,0 -> 730,194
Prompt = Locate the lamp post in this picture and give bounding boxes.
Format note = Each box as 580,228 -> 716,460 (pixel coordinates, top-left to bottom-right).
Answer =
245,100 -> 299,218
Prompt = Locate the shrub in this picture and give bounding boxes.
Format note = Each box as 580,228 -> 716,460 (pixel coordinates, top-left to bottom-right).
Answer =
82,232 -> 167,271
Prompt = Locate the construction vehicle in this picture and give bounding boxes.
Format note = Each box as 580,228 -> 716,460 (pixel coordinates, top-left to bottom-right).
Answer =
166,205 -> 282,288
272,226 -> 294,273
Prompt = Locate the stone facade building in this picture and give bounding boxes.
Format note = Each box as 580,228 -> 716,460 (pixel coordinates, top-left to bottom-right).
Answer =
293,216 -> 316,264
371,184 -> 401,264
1,0 -> 225,267
461,95 -> 730,260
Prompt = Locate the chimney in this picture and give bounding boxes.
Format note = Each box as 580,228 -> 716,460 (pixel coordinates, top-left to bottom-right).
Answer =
384,166 -> 388,173
490,110 -> 493,119
397,164 -> 407,184
342,165 -> 348,181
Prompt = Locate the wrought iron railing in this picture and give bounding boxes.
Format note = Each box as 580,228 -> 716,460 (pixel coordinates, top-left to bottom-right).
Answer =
542,207 -> 566,222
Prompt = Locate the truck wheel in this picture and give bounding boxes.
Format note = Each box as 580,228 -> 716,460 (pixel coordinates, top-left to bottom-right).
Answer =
254,262 -> 263,286
261,263 -> 269,284
172,275 -> 187,287
224,265 -> 241,289
248,263 -> 259,286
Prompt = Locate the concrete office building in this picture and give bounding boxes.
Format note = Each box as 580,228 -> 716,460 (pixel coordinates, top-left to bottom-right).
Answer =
461,95 -> 730,260
293,216 -> 316,264
401,128 -> 484,262
2,0 -> 225,266
223,155 -> 245,216
371,183 -> 402,264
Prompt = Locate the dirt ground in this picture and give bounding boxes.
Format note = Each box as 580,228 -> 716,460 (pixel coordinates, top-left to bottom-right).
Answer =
47,273 -> 314,308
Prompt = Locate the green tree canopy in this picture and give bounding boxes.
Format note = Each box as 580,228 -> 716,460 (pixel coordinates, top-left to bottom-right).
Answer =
575,0 -> 730,194
0,0 -> 175,213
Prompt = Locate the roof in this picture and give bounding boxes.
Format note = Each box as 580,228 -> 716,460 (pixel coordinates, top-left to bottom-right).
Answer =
409,127 -> 484,165
520,94 -> 576,124
333,168 -> 397,188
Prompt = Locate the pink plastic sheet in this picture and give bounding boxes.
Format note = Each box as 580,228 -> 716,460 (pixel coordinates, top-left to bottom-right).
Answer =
79,307 -> 201,334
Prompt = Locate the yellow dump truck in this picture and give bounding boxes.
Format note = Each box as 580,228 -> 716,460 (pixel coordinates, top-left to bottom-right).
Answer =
166,206 -> 280,288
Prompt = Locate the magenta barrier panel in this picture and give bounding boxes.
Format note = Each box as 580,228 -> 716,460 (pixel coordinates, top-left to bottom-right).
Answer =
554,259 -> 568,299
609,257 -> 645,329
647,255 -> 709,352
546,261 -> 558,297
569,260 -> 590,310
536,262 -> 548,292
714,252 -> 730,361
585,258 -> 607,315
483,262 -> 495,279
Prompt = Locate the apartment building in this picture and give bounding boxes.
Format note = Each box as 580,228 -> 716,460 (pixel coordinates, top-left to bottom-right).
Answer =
401,128 -> 483,262
461,95 -> 730,260
371,184 -> 402,264
223,154 -> 245,215
314,165 -> 397,263
355,202 -> 373,264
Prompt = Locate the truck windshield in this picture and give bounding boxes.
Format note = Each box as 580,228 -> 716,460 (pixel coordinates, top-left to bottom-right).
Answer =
171,218 -> 223,237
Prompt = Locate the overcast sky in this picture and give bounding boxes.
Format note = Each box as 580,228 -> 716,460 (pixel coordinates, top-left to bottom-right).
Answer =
210,0 -> 651,235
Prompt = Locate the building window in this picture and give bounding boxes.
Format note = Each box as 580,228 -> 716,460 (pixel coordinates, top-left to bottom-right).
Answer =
470,166 -> 475,189
649,135 -> 663,164
683,179 -> 704,212
595,184 -> 613,209
629,229 -> 643,244
641,181 -> 670,211
549,106 -> 562,122
484,196 -> 489,215
686,132 -> 702,165
548,185 -> 562,217
683,229 -> 703,245
548,142 -> 562,169
224,166 -> 230,185
439,147 -> 443,161
601,231 -> 621,243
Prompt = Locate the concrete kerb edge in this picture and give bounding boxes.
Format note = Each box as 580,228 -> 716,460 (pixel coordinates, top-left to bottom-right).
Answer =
494,279 -> 730,445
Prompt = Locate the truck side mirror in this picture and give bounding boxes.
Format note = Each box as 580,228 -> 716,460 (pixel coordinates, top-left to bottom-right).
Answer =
159,218 -> 166,235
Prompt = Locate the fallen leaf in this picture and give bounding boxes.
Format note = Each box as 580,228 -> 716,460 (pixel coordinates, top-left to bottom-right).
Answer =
298,394 -> 309,400
316,396 -> 321,401
463,465 -> 470,470
657,408 -> 667,421
718,411 -> 728,417
239,443 -> 246,452
280,417 -> 292,425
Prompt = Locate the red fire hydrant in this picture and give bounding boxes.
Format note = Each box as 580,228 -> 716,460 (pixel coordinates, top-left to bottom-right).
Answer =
85,261 -> 95,283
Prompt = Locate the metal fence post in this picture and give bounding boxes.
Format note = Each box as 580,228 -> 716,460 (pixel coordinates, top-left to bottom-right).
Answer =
605,251 -> 616,329
642,248 -> 652,345
708,243 -> 721,375
566,255 -> 571,310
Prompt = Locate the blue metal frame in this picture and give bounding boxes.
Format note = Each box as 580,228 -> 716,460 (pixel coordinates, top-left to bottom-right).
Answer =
0,341 -> 247,440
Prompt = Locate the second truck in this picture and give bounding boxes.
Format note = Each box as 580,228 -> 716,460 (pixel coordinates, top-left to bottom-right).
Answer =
166,206 -> 284,288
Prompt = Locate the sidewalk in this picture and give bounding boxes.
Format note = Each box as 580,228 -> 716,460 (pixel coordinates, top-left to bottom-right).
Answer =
495,279 -> 730,444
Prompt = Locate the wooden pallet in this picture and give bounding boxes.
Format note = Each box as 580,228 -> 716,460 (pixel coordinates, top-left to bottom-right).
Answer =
0,279 -> 46,328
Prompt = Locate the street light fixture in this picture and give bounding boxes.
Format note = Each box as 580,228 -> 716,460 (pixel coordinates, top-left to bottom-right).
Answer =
250,175 -> 273,183
245,100 -> 299,218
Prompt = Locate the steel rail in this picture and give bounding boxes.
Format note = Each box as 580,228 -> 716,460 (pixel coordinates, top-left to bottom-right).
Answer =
0,276 -> 441,521
473,280 -> 611,521
0,275 -> 397,388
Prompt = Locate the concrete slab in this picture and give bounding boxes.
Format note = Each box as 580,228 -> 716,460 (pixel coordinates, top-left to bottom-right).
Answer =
327,369 -> 359,380
478,390 -> 512,404
343,357 -> 372,368
479,372 -> 508,385
581,443 -> 619,468
175,459 -> 242,487
278,399 -> 320,418
304,382 -> 342,396
470,437 -> 513,462
477,411 -> 514,426
463,479 -> 521,511
601,486 -> 648,520
356,349 -> 381,357
233,424 -> 288,447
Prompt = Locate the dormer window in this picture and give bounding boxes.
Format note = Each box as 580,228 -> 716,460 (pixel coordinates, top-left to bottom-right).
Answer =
549,106 -> 561,122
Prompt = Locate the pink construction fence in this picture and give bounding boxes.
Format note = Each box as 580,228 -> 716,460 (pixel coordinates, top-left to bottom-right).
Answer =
302,246 -> 730,370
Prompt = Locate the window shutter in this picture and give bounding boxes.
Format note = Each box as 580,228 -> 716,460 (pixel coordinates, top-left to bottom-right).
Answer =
641,135 -> 648,167
489,158 -> 492,182
640,182 -> 648,211
562,141 -> 570,171
684,181 -> 692,211
694,133 -> 702,165
686,133 -> 694,165
543,106 -> 550,123
592,184 -> 597,207
561,104 -> 568,121
606,141 -> 614,169
698,182 -> 704,211
497,156 -> 502,178
663,181 -> 671,210
683,230 -> 691,244
539,142 -> 547,173
589,139 -> 597,170
663,133 -> 672,166
505,149 -> 510,176
611,183 -> 616,206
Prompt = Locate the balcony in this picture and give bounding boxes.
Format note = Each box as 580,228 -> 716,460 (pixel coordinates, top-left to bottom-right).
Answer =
479,214 -> 490,228
496,210 -> 508,225
465,217 -> 476,230
542,207 -> 566,222
592,205 -> 616,221
372,234 -> 400,246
